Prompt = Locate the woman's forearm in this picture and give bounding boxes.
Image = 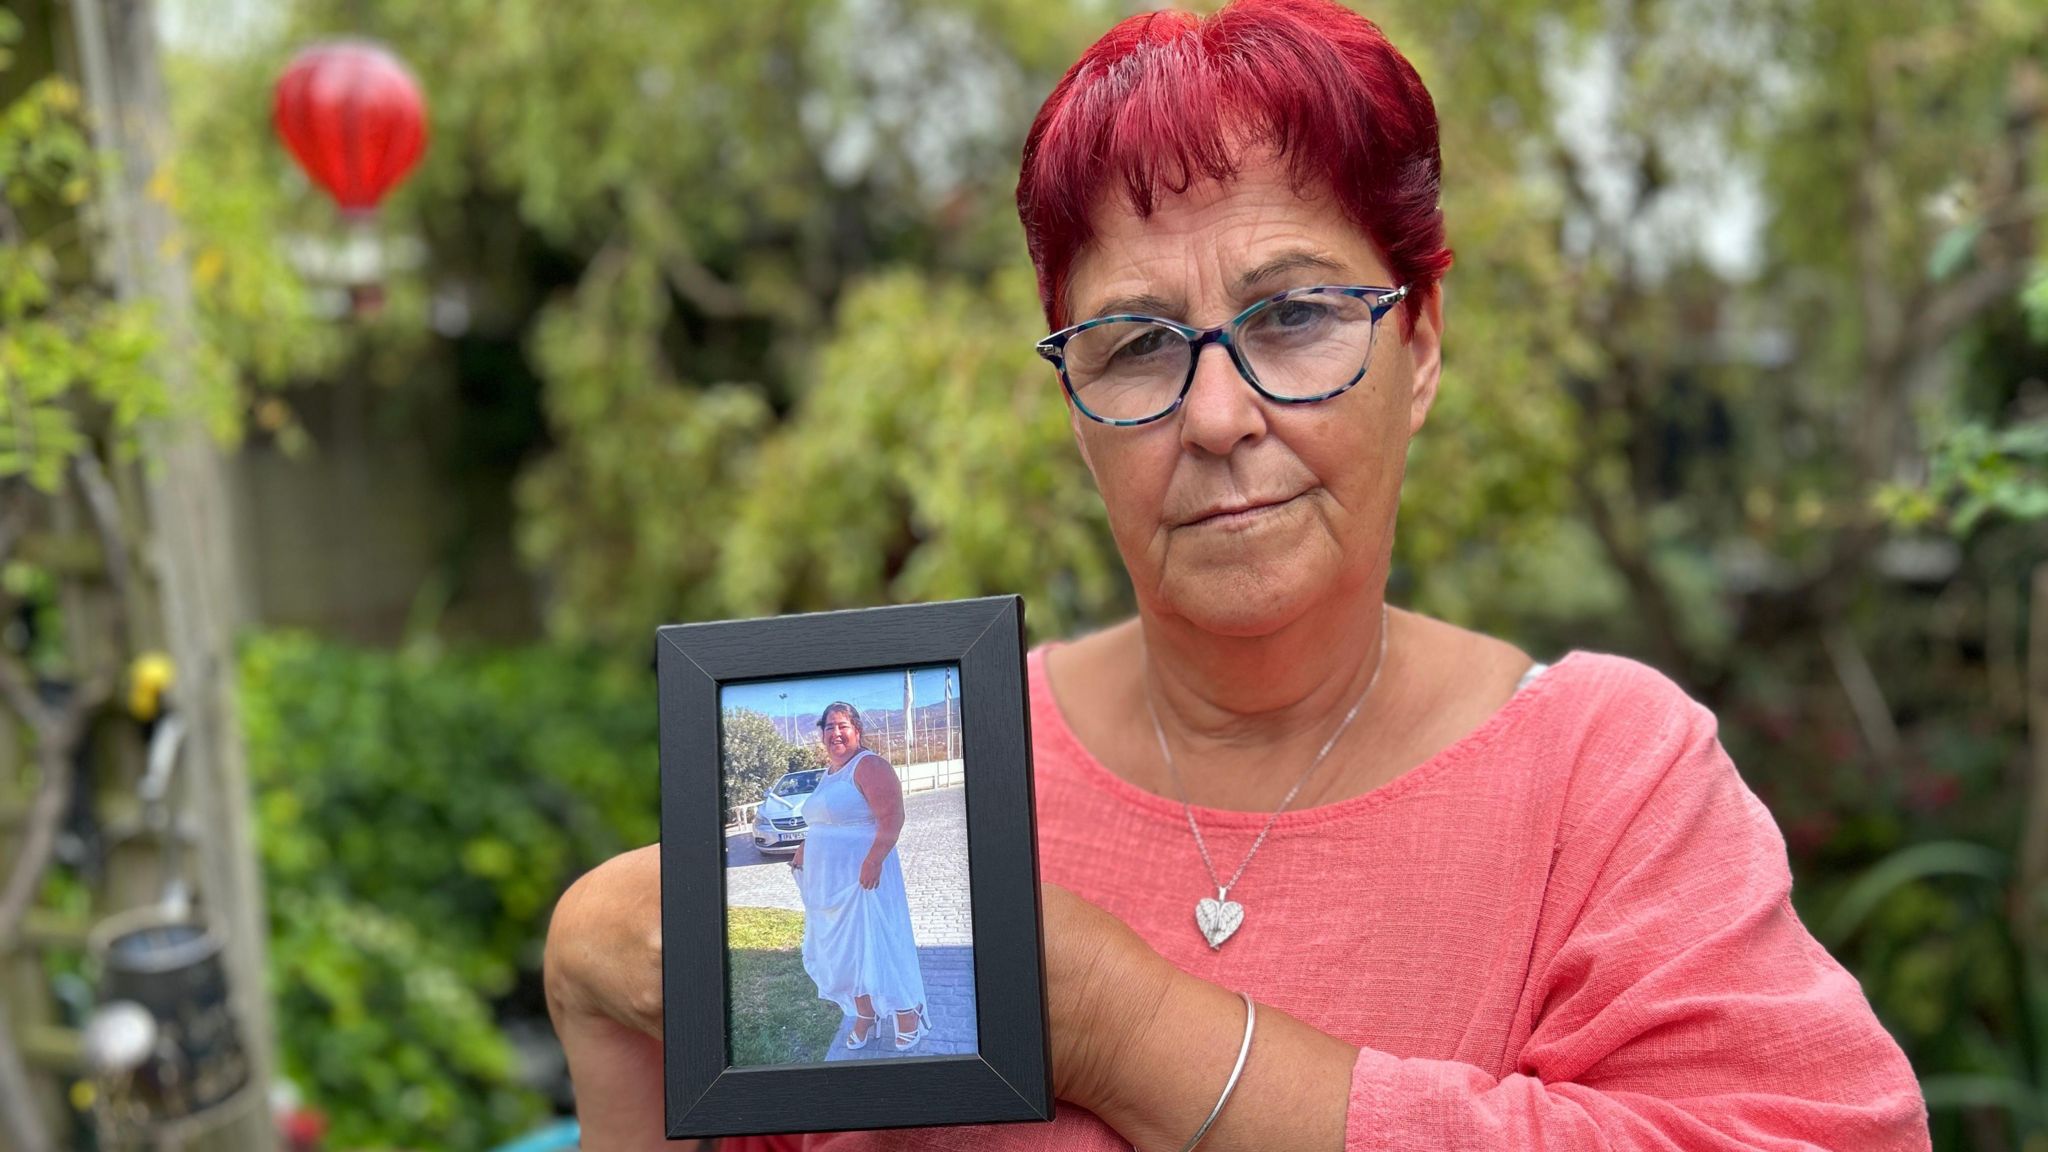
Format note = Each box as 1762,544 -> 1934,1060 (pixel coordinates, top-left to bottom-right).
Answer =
1086,965 -> 1354,1152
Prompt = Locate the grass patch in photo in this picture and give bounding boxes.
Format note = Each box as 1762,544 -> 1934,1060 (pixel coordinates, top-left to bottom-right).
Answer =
727,906 -> 841,1066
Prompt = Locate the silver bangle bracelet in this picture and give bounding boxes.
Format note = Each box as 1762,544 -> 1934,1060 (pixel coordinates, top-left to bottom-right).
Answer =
1164,990 -> 1256,1152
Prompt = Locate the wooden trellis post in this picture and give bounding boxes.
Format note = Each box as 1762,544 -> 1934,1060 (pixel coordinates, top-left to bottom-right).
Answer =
0,2 -> 275,1150
69,0 -> 275,1142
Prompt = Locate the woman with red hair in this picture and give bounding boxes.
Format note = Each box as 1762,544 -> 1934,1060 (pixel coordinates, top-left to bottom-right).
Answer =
546,1 -> 1930,1148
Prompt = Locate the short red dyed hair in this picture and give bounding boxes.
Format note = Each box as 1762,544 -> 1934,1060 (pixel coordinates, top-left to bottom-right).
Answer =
1016,0 -> 1452,332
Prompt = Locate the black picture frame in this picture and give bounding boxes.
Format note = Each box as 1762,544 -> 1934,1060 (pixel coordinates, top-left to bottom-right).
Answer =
656,595 -> 1054,1139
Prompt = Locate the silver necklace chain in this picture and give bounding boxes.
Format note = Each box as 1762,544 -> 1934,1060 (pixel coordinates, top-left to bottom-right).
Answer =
1144,603 -> 1391,903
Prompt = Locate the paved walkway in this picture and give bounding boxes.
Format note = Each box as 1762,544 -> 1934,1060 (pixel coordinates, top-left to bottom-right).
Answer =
823,946 -> 977,1060
725,787 -> 980,1057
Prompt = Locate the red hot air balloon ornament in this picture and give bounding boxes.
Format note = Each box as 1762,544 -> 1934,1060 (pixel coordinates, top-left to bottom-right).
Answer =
273,41 -> 427,316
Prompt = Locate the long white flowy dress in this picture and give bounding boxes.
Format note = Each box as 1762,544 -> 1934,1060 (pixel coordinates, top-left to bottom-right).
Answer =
796,749 -> 927,1017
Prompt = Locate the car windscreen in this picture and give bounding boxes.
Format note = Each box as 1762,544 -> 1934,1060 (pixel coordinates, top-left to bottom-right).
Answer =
771,770 -> 824,797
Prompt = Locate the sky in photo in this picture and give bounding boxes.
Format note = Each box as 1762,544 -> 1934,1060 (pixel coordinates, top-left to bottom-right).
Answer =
721,663 -> 958,733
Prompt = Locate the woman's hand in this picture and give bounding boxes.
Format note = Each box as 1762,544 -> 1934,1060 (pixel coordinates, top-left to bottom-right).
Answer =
1041,882 -> 1178,1114
541,851 -> 1179,1145
859,851 -> 883,889
791,842 -> 805,870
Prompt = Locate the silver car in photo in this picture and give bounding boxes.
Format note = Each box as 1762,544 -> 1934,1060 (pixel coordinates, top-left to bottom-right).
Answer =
751,767 -> 825,853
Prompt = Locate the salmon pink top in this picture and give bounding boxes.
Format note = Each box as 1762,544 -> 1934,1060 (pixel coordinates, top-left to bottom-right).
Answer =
726,646 -> 1929,1150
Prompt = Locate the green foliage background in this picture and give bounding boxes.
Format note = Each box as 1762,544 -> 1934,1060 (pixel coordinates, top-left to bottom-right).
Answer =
1,0 -> 2027,1145
0,14 -> 167,494
241,635 -> 658,1147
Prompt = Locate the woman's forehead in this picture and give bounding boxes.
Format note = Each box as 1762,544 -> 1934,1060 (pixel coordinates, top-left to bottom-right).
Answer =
1068,165 -> 1386,320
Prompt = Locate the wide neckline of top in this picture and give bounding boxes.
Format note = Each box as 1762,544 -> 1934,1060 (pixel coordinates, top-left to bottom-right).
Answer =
822,748 -> 871,777
1029,645 -> 1588,832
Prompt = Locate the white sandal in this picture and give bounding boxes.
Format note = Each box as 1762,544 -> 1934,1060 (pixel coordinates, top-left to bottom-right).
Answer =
893,1006 -> 932,1051
845,1012 -> 880,1050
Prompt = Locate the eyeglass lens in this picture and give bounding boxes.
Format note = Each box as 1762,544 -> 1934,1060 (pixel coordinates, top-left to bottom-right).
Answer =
1061,293 -> 1383,423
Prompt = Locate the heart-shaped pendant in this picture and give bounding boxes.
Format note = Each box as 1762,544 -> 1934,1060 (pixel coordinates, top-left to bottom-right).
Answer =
1194,890 -> 1244,949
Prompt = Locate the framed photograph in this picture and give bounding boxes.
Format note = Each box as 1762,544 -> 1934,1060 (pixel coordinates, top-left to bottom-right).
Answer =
656,595 -> 1053,1139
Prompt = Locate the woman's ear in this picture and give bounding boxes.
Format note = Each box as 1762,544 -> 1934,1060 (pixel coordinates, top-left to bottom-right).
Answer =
1405,287 -> 1445,437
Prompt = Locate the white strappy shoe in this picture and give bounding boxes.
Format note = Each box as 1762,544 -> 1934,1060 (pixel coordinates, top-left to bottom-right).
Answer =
893,1006 -> 932,1051
845,1012 -> 879,1050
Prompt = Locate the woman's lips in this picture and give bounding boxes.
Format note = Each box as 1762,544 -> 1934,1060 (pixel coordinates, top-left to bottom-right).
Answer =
1182,493 -> 1301,529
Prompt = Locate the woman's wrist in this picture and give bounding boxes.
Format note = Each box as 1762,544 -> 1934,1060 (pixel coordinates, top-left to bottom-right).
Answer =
1095,971 -> 1357,1152
1087,965 -> 1308,1152
1055,929 -> 1182,1115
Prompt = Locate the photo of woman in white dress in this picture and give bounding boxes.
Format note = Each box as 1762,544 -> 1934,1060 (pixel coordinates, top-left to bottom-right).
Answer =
790,702 -> 931,1052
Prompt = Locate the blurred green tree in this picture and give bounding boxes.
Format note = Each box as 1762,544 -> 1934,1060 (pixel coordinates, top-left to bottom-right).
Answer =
163,0 -> 2047,671
171,0 -> 1132,641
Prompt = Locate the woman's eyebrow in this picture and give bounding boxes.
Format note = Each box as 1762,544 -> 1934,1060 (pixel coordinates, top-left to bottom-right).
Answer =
1231,251 -> 1346,295
1082,291 -> 1183,322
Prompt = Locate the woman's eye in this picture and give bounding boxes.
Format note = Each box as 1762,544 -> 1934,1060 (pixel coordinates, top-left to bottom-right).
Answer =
1113,328 -> 1173,361
1271,300 -> 1330,329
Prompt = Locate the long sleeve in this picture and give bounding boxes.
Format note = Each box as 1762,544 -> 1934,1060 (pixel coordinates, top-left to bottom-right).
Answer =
1341,693 -> 1929,1150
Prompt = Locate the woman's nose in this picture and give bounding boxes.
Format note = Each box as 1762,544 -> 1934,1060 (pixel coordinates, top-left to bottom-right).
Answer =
1178,341 -> 1267,456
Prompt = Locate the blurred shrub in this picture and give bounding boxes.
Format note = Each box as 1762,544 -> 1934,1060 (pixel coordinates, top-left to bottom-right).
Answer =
268,890 -> 546,1148
1814,839 -> 2045,1144
242,632 -> 658,1147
